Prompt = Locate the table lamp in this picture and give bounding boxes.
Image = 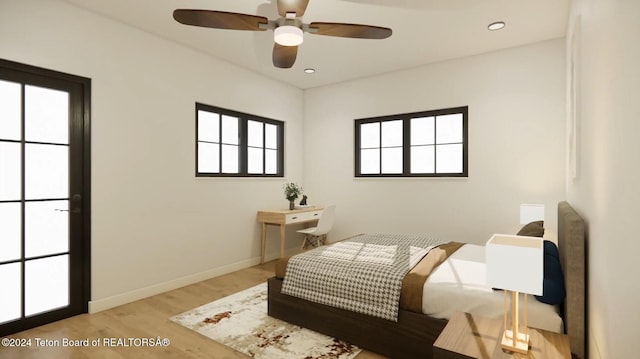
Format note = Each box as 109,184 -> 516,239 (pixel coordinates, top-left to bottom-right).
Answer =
486,234 -> 543,354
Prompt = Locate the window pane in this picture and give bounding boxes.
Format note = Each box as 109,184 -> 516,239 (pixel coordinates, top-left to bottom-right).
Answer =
25,85 -> 69,145
0,141 -> 21,201
25,255 -> 69,316
248,147 -> 264,174
198,142 -> 219,173
221,144 -> 239,173
0,263 -> 21,324
25,200 -> 69,258
381,147 -> 403,174
436,144 -> 463,173
265,124 -> 278,149
355,107 -> 465,178
411,145 -> 435,174
265,149 -> 277,174
247,120 -> 264,148
411,117 -> 435,145
360,122 -> 380,148
381,120 -> 403,147
25,143 -> 68,200
360,148 -> 380,174
221,115 -> 239,145
198,110 -> 219,142
0,79 -> 21,141
0,203 -> 21,262
436,114 -> 463,144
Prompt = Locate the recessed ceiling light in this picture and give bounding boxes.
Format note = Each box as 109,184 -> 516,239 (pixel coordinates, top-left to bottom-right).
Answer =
488,21 -> 506,31
304,68 -> 315,74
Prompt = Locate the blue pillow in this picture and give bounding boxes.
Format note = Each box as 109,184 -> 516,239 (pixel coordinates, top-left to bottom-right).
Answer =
534,241 -> 565,305
543,240 -> 560,259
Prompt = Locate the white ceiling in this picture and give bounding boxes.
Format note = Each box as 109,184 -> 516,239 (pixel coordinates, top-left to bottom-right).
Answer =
62,0 -> 569,89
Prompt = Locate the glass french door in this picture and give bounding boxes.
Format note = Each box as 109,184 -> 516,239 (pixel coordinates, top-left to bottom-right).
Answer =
0,59 -> 90,336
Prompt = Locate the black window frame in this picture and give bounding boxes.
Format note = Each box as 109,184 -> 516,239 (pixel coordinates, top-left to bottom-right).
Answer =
354,106 -> 468,177
196,103 -> 284,177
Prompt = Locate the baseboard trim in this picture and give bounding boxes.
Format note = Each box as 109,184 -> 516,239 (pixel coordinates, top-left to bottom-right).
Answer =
88,249 -> 296,313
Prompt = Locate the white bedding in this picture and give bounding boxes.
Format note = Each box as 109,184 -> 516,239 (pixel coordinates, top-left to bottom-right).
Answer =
422,244 -> 563,333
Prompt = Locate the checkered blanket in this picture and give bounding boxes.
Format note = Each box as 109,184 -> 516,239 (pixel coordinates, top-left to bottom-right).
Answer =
281,234 -> 446,321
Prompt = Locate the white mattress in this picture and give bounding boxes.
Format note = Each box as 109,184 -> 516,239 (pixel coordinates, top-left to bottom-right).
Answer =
422,244 -> 563,333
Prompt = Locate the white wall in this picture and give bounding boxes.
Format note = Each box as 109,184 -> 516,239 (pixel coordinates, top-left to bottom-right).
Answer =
0,0 -> 304,311
566,1 -> 640,358
303,39 -> 566,245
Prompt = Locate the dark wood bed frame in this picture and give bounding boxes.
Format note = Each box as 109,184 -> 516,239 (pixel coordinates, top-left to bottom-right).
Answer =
268,201 -> 586,359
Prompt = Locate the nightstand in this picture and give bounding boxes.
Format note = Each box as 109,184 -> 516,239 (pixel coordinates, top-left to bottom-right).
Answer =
433,311 -> 571,359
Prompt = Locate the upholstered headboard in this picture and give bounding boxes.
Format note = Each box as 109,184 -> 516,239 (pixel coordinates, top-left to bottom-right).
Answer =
557,201 -> 586,359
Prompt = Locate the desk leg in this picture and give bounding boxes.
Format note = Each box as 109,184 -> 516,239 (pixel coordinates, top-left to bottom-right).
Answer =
261,223 -> 267,264
280,224 -> 286,259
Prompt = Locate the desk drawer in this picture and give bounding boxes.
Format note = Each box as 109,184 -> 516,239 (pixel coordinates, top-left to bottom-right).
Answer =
307,210 -> 322,222
285,210 -> 322,224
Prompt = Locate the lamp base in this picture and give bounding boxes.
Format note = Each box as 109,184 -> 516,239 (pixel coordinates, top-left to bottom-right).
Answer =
500,329 -> 530,354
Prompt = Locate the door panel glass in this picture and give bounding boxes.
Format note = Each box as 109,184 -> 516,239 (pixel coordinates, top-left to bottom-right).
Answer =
25,85 -> 69,145
25,200 -> 69,258
25,255 -> 69,316
0,141 -> 21,201
25,143 -> 69,200
0,263 -> 21,324
0,79 -> 21,141
0,202 -> 21,262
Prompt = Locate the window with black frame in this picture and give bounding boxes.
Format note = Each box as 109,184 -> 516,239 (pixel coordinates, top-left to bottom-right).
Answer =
355,106 -> 468,177
196,103 -> 284,177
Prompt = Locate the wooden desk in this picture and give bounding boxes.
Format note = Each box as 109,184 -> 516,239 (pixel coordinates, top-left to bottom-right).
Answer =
257,206 -> 323,264
433,311 -> 571,359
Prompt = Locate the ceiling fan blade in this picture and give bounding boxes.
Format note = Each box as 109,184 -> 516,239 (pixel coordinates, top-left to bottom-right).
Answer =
308,22 -> 392,39
173,9 -> 268,31
277,0 -> 310,17
273,44 -> 298,68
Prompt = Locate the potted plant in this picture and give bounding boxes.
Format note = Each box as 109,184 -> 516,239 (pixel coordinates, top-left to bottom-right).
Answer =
283,182 -> 302,210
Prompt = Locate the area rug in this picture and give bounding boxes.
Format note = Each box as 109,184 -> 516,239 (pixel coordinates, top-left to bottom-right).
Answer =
170,283 -> 361,359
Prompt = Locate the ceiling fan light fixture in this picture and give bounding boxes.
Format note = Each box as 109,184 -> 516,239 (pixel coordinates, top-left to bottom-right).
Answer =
274,25 -> 304,46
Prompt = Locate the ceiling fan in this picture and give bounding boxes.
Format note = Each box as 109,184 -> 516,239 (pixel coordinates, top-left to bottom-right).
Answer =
173,0 -> 392,69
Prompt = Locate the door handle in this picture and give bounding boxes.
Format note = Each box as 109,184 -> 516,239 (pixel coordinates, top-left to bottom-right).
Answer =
55,208 -> 81,214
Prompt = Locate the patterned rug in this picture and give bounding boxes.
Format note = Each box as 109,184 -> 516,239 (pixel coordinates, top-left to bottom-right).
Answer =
170,283 -> 361,359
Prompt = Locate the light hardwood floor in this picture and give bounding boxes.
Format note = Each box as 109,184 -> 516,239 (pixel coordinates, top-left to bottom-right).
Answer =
0,262 -> 386,359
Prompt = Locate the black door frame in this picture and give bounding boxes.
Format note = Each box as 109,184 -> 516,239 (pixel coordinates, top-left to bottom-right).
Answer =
0,58 -> 91,336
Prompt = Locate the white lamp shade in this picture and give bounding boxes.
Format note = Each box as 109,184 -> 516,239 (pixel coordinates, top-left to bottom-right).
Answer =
274,25 -> 303,46
486,234 -> 543,295
520,204 -> 544,224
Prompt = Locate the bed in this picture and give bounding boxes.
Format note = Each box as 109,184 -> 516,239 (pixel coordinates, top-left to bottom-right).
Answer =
267,201 -> 586,359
